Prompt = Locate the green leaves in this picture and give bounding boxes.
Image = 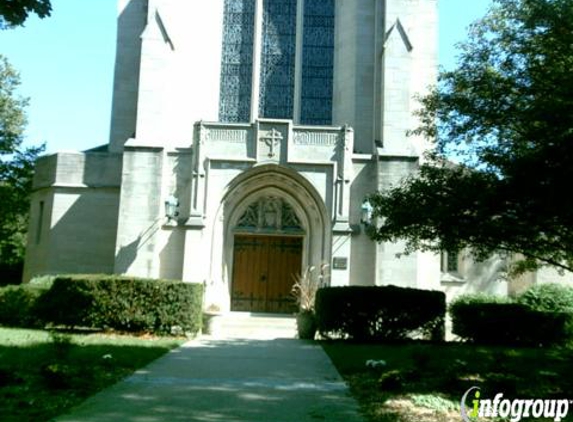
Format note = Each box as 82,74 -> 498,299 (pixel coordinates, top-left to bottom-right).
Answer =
315,286 -> 446,341
36,276 -> 204,335
450,284 -> 573,345
517,282 -> 573,312
0,0 -> 52,28
0,55 -> 44,269
0,56 -> 27,153
370,0 -> 573,274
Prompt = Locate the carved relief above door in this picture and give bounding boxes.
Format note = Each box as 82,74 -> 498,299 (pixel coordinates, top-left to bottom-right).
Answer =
235,196 -> 303,234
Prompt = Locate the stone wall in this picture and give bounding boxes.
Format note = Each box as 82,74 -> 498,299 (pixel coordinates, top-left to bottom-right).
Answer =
348,156 -> 377,285
23,152 -> 122,282
113,121 -> 357,309
110,0 -> 224,151
332,0 -> 438,156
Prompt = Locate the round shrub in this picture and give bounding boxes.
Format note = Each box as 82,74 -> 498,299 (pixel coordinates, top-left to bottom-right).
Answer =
517,283 -> 573,313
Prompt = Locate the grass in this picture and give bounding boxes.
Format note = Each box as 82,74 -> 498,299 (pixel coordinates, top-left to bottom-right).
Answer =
323,341 -> 573,422
0,327 -> 185,422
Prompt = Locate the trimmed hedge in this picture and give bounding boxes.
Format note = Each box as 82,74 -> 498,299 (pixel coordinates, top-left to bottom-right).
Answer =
450,294 -> 573,346
447,293 -> 511,306
35,275 -> 203,335
0,284 -> 47,328
315,285 -> 446,341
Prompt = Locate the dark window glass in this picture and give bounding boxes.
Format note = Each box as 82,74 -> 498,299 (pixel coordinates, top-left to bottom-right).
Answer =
219,0 -> 256,123
446,250 -> 459,272
259,0 -> 297,119
300,0 -> 334,125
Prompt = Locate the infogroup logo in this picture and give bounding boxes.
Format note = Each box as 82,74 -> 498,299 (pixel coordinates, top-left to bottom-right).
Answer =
461,387 -> 571,422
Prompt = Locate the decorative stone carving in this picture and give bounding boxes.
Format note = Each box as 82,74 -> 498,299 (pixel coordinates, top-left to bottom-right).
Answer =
293,131 -> 338,146
259,128 -> 283,158
236,196 -> 302,232
206,128 -> 248,143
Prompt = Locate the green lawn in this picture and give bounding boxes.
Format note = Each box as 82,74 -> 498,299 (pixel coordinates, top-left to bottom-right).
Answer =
323,341 -> 573,422
0,327 -> 185,422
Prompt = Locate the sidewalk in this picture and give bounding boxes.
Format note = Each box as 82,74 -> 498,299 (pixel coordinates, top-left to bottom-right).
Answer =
53,336 -> 364,422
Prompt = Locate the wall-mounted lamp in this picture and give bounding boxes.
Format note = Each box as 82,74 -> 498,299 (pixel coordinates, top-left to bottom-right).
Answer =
164,195 -> 180,220
360,199 -> 373,226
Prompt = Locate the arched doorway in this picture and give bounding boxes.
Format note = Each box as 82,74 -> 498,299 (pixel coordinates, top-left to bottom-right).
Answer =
210,164 -> 330,313
231,196 -> 304,313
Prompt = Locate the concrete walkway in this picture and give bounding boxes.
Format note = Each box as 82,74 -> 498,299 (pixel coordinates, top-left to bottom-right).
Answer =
54,335 -> 364,422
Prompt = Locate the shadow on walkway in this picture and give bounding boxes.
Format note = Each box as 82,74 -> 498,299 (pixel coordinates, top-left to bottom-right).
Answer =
54,337 -> 364,422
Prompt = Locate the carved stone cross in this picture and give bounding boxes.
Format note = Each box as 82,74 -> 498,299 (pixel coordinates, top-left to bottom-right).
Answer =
260,128 -> 283,158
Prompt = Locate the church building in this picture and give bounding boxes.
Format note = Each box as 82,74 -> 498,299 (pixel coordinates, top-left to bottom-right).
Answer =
23,0 -> 516,311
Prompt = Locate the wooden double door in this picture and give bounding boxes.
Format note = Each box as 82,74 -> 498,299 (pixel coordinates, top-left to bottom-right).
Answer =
231,235 -> 303,313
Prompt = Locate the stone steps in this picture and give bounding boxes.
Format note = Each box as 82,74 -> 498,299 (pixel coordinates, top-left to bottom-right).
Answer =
204,312 -> 297,340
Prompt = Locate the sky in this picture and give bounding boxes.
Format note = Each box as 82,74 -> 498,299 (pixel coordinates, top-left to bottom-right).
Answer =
0,0 -> 492,154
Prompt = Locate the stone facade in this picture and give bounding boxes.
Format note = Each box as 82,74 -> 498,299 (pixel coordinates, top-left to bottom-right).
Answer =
24,152 -> 122,281
27,0 -> 567,310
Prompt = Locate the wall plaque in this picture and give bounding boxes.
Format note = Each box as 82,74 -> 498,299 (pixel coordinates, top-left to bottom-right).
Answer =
332,257 -> 348,270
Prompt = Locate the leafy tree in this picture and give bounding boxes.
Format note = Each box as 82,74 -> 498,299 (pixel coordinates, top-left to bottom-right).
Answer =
0,55 -> 44,280
368,0 -> 573,274
0,0 -> 52,28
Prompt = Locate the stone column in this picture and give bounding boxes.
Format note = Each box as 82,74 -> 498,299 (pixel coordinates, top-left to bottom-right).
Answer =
330,126 -> 354,286
250,0 -> 264,121
114,145 -> 165,278
181,122 -> 208,285
134,3 -> 174,144
187,122 -> 208,227
109,0 -> 147,152
293,0 -> 305,123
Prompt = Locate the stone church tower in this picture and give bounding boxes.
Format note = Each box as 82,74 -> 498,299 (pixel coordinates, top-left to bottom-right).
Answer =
25,0 -> 463,311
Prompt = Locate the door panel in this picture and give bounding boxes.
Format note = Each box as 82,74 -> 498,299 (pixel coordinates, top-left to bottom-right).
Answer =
232,235 -> 302,313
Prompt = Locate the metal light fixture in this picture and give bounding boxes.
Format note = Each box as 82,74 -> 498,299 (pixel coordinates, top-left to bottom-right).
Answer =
360,199 -> 373,226
164,195 -> 180,220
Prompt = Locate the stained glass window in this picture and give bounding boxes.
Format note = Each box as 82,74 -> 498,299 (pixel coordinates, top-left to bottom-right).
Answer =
219,0 -> 256,123
259,0 -> 297,119
219,0 -> 334,125
300,0 -> 334,126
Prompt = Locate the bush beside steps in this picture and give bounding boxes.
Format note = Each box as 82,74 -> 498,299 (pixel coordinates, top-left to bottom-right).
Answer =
315,285 -> 446,342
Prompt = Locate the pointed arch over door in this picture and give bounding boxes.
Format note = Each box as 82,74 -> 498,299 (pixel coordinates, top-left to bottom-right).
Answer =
210,164 -> 330,312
